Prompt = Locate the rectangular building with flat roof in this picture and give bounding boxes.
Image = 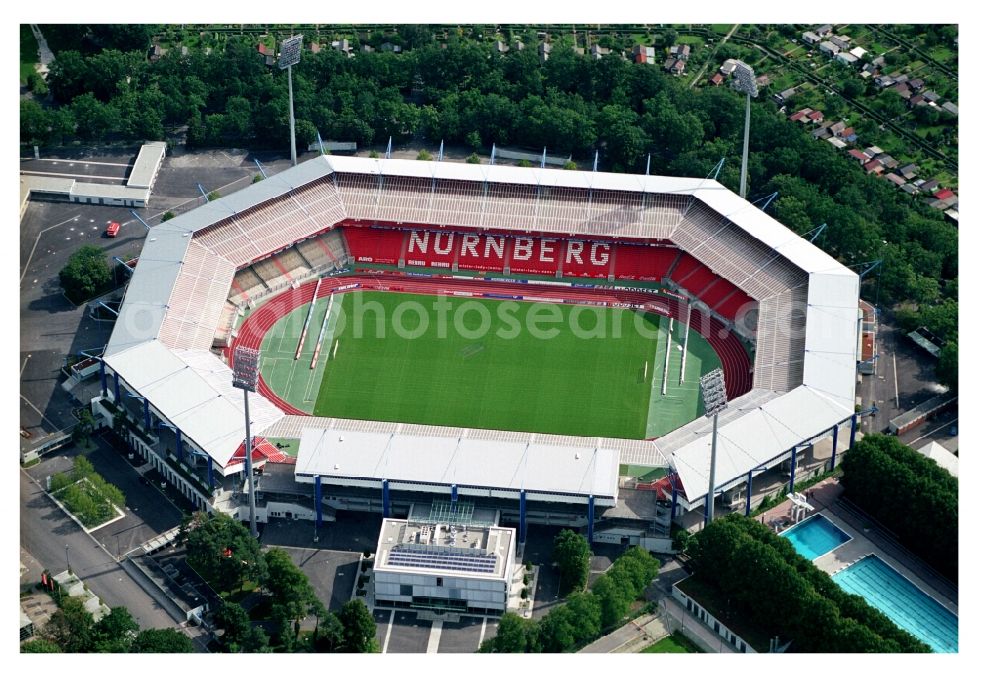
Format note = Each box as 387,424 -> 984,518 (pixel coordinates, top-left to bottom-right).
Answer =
372,517 -> 516,617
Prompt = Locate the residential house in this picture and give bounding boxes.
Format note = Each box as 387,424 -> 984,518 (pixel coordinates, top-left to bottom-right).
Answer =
894,82 -> 912,97
539,42 -> 552,61
590,44 -> 608,59
827,137 -> 848,149
802,31 -> 821,44
256,43 -> 275,66
709,72 -> 725,86
773,86 -> 798,105
848,149 -> 870,164
838,126 -> 857,142
669,44 -> 692,60
664,58 -> 686,75
815,24 -> 834,37
380,42 -> 401,53
332,39 -> 352,54
573,46 -> 585,56
874,74 -> 896,88
819,41 -> 841,56
901,183 -> 919,195
513,41 -> 525,52
494,40 -> 509,53
849,46 -> 868,60
830,35 -> 852,50
361,45 -> 375,54
149,44 -> 167,61
913,179 -> 927,190
920,179 -> 941,193
864,159 -> 884,175
909,94 -> 927,107
836,52 -> 859,66
898,163 -> 919,179
807,109 -> 824,123
309,42 -> 322,54
885,173 -> 906,187
180,45 -> 189,57
941,101 -> 959,115
812,121 -> 834,139
934,189 -> 957,205
756,74 -> 771,88
720,58 -> 738,76
789,108 -> 812,122
865,146 -> 884,156
923,90 -> 941,104
876,154 -> 899,170
633,45 -> 655,65
830,121 -> 847,136
909,78 -> 925,91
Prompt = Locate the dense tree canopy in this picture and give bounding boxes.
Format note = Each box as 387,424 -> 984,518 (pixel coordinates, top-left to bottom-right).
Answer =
552,529 -> 592,593
59,245 -> 113,304
840,434 -> 958,582
184,512 -> 265,594
338,599 -> 378,653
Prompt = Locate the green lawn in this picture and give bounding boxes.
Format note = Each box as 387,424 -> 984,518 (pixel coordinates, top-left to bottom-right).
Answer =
309,292 -> 660,438
20,24 -> 39,85
641,634 -> 703,653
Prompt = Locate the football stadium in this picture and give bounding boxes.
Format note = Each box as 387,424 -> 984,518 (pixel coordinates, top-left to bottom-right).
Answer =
93,154 -> 860,555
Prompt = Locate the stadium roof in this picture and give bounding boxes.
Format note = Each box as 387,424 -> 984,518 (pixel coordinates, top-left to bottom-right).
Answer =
294,427 -> 620,500
102,154 -> 858,498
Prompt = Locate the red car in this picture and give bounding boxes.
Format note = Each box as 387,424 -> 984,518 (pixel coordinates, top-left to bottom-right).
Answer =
106,221 -> 121,237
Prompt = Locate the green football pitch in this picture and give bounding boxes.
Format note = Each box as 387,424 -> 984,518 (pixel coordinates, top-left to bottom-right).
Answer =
257,291 -> 722,440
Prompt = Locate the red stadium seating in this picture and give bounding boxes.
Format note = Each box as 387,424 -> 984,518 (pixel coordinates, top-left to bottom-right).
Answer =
342,226 -> 405,264
614,244 -> 679,281
668,253 -> 702,284
715,290 -> 755,322
699,277 -> 740,309
677,264 -> 717,296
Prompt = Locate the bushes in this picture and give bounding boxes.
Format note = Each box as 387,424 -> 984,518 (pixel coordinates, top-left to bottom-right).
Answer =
59,245 -> 112,304
50,456 -> 125,528
840,434 -> 958,582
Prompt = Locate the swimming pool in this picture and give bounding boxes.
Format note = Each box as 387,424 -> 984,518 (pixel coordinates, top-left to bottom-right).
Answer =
833,555 -> 958,653
780,514 -> 852,560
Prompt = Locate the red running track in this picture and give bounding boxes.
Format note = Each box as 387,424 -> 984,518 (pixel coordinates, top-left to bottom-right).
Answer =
228,274 -> 753,419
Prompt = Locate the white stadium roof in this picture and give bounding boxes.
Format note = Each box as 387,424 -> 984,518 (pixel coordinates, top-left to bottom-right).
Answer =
103,155 -> 858,500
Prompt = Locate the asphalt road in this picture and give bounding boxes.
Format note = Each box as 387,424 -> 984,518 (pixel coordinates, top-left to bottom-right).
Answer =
19,468 -> 177,630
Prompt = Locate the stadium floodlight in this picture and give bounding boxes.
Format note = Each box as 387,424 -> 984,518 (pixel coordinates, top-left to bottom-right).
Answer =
279,34 -> 304,167
700,368 -> 729,524
232,346 -> 261,537
731,60 -> 758,200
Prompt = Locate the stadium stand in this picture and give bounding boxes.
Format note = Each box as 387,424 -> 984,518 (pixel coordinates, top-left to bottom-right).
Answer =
674,263 -> 718,296
214,301 -> 240,348
228,267 -> 268,305
295,229 -> 349,269
342,225 -> 405,265
667,252 -> 703,285
158,241 -> 236,351
753,284 -> 808,392
613,244 -> 679,281
714,289 -> 755,322
698,277 -> 740,309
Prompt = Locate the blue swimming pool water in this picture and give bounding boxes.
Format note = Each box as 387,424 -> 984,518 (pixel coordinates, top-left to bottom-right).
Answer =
780,514 -> 851,560
833,555 -> 958,653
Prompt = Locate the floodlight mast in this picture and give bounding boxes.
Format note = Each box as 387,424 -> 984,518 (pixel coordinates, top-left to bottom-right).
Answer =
732,61 -> 758,200
279,35 -> 304,167
232,346 -> 261,538
700,368 -> 729,524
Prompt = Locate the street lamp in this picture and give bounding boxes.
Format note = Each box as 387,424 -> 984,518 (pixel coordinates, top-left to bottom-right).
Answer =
279,34 -> 304,167
64,544 -> 71,574
731,60 -> 758,200
232,346 -> 261,538
700,368 -> 729,524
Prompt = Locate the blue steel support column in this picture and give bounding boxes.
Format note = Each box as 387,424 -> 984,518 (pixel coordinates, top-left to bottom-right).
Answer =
849,414 -> 858,448
206,460 -> 215,491
830,424 -> 840,471
314,476 -> 323,528
669,486 -> 678,525
451,484 -> 458,503
788,447 -> 798,494
587,495 -> 595,544
745,471 -> 754,516
99,360 -> 108,397
381,479 -> 390,517
519,490 -> 527,545
113,372 -> 120,402
143,399 -> 151,432
174,428 -> 183,462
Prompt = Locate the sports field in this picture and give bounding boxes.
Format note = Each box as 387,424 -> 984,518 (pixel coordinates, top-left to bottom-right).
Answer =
258,291 -> 723,440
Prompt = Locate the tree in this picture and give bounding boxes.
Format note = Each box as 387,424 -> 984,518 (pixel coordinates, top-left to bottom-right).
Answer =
184,512 -> 265,594
215,601 -> 251,652
21,638 -> 63,653
161,211 -> 175,221
591,573 -> 630,629
264,548 -> 321,632
70,92 -> 119,141
338,599 -> 377,653
313,610 -> 344,652
564,591 -> 602,645
466,153 -> 481,164
92,606 -> 139,652
131,628 -> 194,653
841,78 -> 864,100
59,245 -> 112,304
72,409 -> 96,447
552,529 -> 591,593
937,341 -> 957,392
416,149 -> 433,160
42,596 -> 94,652
537,605 -> 576,652
479,612 -> 539,653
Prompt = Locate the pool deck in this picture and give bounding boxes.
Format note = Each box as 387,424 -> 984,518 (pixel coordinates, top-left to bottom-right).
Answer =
759,479 -> 957,615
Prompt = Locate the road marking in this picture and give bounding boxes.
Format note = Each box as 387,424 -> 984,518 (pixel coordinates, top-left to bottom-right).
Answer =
426,620 -> 443,653
908,417 -> 959,447
21,354 -> 31,377
20,394 -> 62,431
382,609 -> 395,653
892,351 -> 899,409
21,213 -> 82,283
25,158 -> 133,168
20,170 -> 126,182
478,617 -> 487,649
